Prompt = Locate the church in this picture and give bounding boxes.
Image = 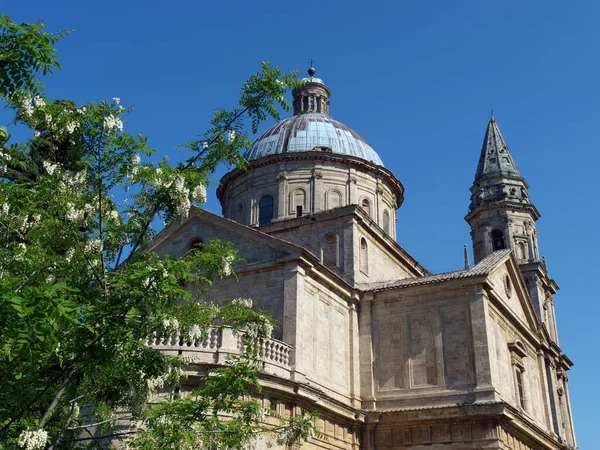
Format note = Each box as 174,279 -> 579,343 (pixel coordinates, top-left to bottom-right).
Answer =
149,68 -> 577,449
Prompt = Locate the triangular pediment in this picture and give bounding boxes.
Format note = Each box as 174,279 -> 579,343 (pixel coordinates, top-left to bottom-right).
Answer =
484,251 -> 539,334
150,208 -> 301,267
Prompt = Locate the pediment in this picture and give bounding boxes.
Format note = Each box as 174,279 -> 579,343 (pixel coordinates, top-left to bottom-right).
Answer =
485,252 -> 539,333
150,208 -> 300,267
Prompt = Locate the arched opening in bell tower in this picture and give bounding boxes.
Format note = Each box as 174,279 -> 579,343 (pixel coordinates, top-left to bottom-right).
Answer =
492,229 -> 506,251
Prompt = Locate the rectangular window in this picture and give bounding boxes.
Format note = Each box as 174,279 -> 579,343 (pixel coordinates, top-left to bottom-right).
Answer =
516,369 -> 525,408
296,205 -> 303,217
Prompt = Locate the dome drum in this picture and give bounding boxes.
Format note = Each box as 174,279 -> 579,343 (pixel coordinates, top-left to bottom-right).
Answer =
218,152 -> 403,239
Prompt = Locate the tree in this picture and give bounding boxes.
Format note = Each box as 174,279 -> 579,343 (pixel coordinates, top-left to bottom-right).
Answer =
0,15 -> 317,450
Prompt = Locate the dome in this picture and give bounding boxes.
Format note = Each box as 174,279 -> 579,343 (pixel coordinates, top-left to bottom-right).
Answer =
243,113 -> 384,166
243,69 -> 384,167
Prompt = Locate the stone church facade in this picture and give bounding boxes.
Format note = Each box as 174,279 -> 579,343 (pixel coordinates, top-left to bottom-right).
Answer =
150,70 -> 577,449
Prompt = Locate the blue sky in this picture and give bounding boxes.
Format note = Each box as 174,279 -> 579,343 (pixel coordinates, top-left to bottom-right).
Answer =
3,1 -> 598,446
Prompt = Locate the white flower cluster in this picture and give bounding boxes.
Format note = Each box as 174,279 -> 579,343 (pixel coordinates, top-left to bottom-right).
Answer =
84,237 -> 103,254
65,247 -> 75,263
0,150 -> 10,163
65,202 -> 93,224
42,160 -> 59,176
17,428 -> 48,450
61,170 -> 86,190
172,175 -> 191,218
147,365 -> 184,391
231,298 -> 253,309
19,96 -> 35,117
221,254 -> 235,277
227,129 -> 236,142
14,243 -> 27,262
64,121 -> 79,135
33,96 -> 45,107
107,210 -> 120,222
187,324 -> 203,342
130,153 -> 141,165
191,184 -> 207,204
112,97 -> 121,105
76,106 -> 86,114
246,316 -> 273,340
162,318 -> 180,335
103,115 -> 123,132
0,203 -> 9,217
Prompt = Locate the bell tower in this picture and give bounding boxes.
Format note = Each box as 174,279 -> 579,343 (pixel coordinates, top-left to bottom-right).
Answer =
465,115 -> 541,264
465,116 -> 560,342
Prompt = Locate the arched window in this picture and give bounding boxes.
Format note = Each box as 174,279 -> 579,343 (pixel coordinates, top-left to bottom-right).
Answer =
321,233 -> 339,267
492,229 -> 505,251
361,198 -> 371,217
259,195 -> 274,226
382,210 -> 390,235
359,238 -> 368,274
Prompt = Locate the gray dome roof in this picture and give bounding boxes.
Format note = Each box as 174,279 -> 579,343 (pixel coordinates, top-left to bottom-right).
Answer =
243,70 -> 384,167
244,113 -> 384,166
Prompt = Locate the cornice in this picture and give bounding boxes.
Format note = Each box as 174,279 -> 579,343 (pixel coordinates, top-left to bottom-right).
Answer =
217,151 -> 404,206
465,201 -> 541,223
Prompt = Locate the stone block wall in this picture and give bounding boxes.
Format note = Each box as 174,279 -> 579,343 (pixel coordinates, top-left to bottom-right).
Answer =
366,289 -> 477,409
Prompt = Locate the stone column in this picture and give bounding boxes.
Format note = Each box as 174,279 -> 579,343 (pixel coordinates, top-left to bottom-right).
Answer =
359,292 -> 376,410
276,169 -> 287,221
282,262 -> 306,383
469,288 -> 495,402
312,165 -> 323,213
559,371 -> 577,448
348,295 -> 361,408
544,357 -> 561,437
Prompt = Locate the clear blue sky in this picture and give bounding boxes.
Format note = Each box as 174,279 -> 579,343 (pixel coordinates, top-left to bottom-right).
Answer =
3,1 -> 598,447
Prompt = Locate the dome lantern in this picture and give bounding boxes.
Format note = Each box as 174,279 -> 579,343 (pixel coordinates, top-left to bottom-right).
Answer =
292,66 -> 331,115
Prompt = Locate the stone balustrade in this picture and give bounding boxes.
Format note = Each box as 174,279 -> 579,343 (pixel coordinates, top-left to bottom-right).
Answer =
146,329 -> 292,378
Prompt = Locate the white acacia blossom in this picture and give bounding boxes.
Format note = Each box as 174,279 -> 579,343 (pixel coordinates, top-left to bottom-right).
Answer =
84,238 -> 103,254
103,115 -> 123,132
227,129 -> 236,142
187,324 -> 203,341
162,318 -> 180,335
33,96 -> 46,107
130,153 -> 141,165
65,248 -> 75,263
61,170 -> 86,189
107,210 -> 120,222
191,184 -> 207,204
0,203 -> 9,216
221,254 -> 235,277
19,96 -> 34,117
112,97 -> 121,104
42,161 -> 58,175
64,121 -> 79,134
232,298 -> 252,309
17,428 -> 48,450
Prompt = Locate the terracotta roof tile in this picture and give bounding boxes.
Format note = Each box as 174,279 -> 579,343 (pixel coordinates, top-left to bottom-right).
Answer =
365,249 -> 511,292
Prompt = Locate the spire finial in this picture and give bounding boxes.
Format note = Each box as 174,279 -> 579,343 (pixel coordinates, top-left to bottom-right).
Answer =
308,58 -> 316,77
490,105 -> 495,121
464,244 -> 471,269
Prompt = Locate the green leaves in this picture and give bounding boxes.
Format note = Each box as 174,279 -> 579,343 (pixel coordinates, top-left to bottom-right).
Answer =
0,15 -> 70,98
0,12 -> 319,449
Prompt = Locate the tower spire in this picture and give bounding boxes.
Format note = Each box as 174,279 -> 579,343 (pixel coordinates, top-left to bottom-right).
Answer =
466,116 -> 540,265
474,116 -> 521,182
